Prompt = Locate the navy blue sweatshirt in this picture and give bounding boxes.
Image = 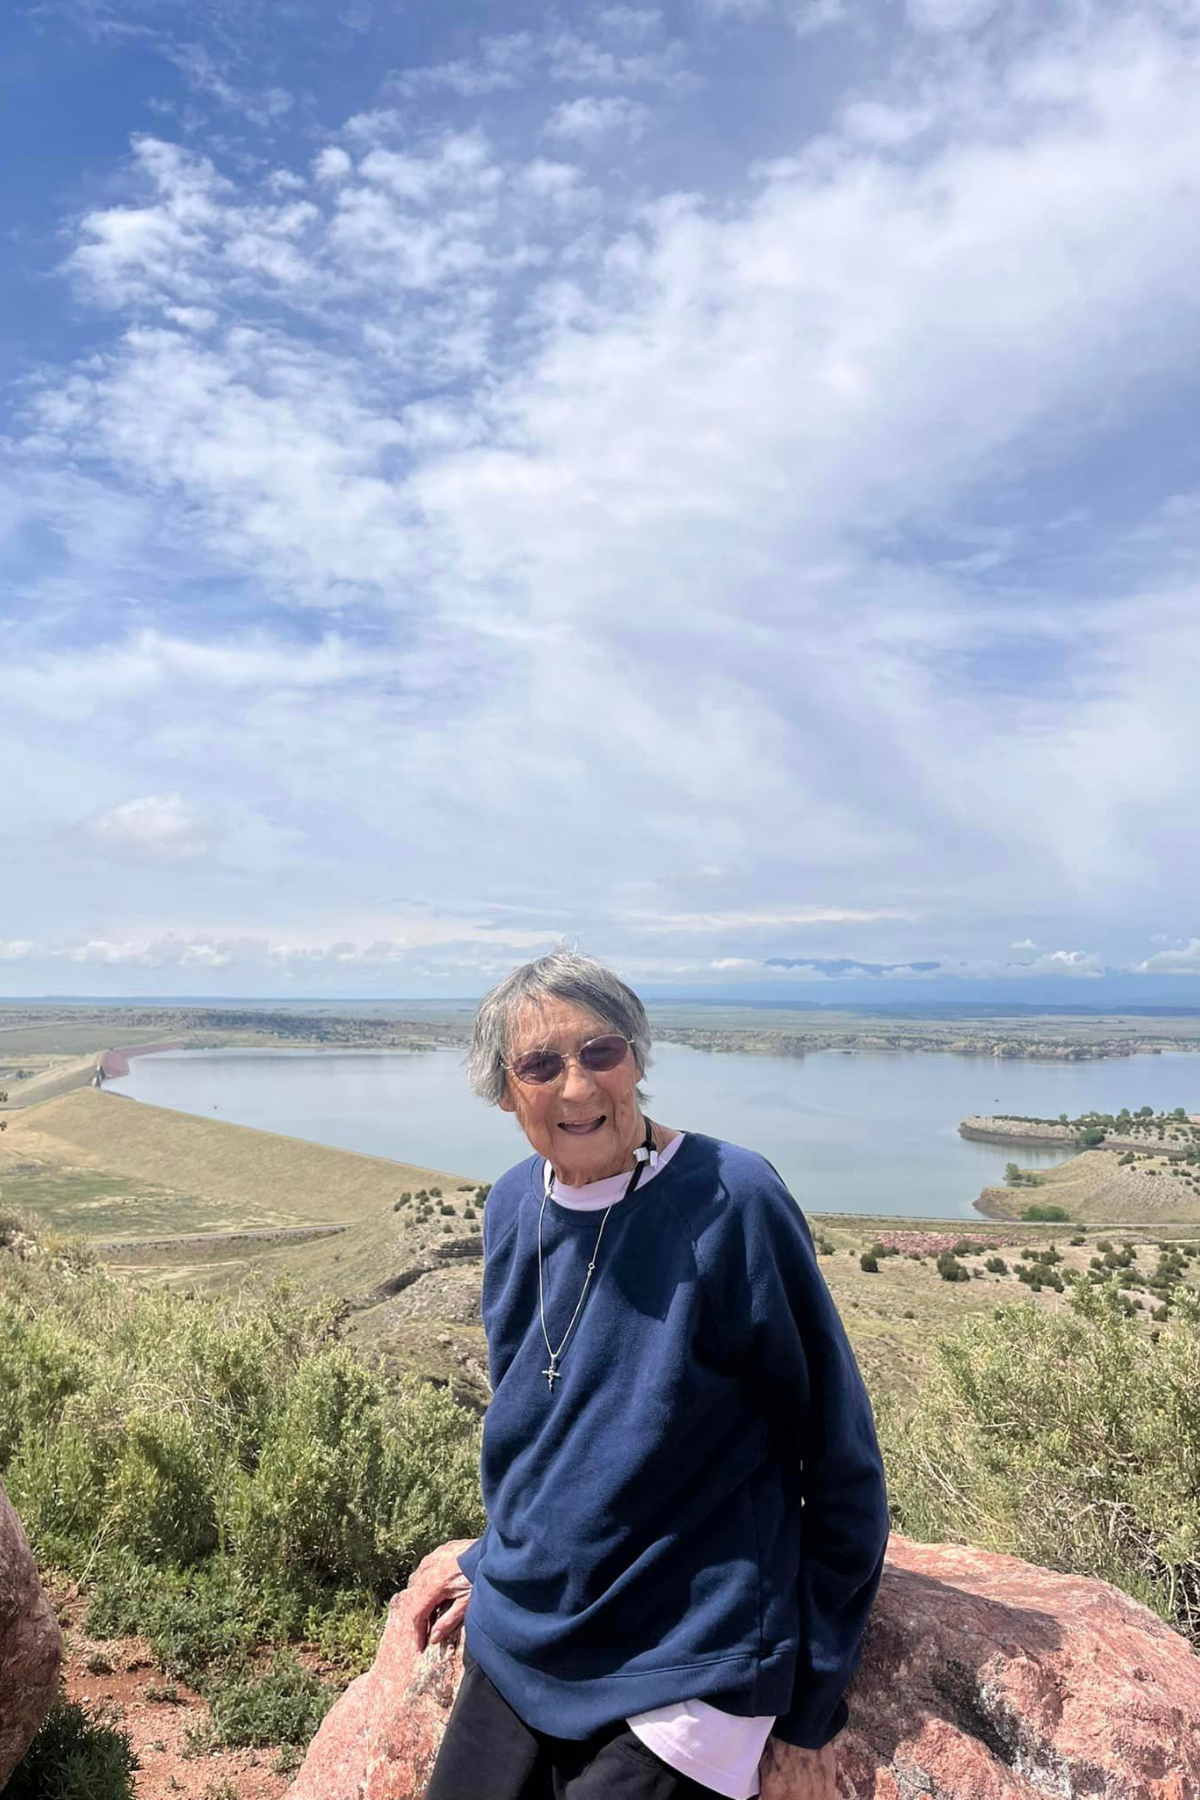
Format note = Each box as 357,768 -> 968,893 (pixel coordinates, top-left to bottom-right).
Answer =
458,1133 -> 888,1749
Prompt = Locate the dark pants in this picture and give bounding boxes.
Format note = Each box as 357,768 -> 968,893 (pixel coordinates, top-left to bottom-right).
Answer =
425,1647 -> 726,1800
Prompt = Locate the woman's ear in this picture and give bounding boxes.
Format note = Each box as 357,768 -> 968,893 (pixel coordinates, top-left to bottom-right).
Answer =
497,1084 -> 516,1114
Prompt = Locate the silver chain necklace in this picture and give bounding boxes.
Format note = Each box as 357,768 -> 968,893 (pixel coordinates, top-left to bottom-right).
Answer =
537,1119 -> 655,1393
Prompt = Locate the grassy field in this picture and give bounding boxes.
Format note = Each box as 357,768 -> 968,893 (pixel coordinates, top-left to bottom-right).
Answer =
0,1164 -> 272,1240
0,1088 -> 476,1236
0,1021 -> 175,1056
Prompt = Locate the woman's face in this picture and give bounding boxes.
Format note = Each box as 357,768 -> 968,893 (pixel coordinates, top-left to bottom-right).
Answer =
498,995 -> 644,1183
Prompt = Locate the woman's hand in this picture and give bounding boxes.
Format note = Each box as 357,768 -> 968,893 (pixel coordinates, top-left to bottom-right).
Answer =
409,1539 -> 477,1652
758,1735 -> 839,1800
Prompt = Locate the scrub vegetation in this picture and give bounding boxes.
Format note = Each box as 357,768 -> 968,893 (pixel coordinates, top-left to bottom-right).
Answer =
0,1215 -> 484,1784
880,1278 -> 1200,1645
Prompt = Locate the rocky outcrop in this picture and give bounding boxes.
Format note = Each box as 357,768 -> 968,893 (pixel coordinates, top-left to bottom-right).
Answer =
961,1114 -> 1200,1151
837,1537 -> 1200,1798
0,1481 -> 63,1786
286,1535 -> 1200,1800
285,1539 -> 475,1800
960,1116 -> 1079,1146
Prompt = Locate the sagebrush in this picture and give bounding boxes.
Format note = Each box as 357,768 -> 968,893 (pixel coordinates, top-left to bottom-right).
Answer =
879,1278 -> 1200,1642
6,1694 -> 138,1800
0,1228 -> 485,1678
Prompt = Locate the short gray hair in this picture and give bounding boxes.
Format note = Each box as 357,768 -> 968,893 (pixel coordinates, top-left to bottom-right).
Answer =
468,948 -> 653,1106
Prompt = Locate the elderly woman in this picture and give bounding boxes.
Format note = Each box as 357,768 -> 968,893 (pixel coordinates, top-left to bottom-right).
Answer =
415,950 -> 888,1800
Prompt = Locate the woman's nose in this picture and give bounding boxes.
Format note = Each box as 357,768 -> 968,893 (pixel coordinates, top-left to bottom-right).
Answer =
559,1056 -> 595,1101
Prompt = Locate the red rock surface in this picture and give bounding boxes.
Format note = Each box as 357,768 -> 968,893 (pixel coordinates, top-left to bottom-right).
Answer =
839,1536 -> 1200,1800
285,1540 -> 474,1800
287,1535 -> 1200,1800
0,1480 -> 63,1787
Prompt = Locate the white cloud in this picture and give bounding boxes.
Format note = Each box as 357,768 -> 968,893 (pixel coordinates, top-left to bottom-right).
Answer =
85,794 -> 216,862
0,942 -> 37,962
544,96 -> 651,143
165,43 -> 294,128
7,6 -> 1200,982
5,632 -> 387,721
394,33 -> 537,97
906,0 -> 995,33
1010,938 -> 1038,951
598,8 -> 663,36
791,0 -> 848,38
1135,939 -> 1200,975
696,0 -> 846,29
695,0 -> 771,16
628,907 -> 921,931
1021,950 -> 1105,979
313,146 -> 353,184
395,20 -> 690,99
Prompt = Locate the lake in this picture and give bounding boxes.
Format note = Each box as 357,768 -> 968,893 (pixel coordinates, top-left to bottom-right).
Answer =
106,1043 -> 1200,1220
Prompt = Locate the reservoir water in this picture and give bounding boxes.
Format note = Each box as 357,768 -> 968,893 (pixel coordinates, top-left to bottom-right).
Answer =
107,1044 -> 1200,1220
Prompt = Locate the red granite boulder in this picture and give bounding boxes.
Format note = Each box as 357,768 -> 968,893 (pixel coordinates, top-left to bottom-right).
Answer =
287,1534 -> 1200,1800
0,1480 -> 63,1787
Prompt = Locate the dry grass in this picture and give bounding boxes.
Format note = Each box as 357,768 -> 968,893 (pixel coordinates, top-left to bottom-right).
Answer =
0,1088 -> 474,1231
0,1021 -> 173,1056
1,1053 -> 105,1108
977,1148 -> 1200,1224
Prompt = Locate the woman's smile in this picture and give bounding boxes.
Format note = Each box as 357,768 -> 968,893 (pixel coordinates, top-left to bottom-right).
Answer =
558,1116 -> 606,1136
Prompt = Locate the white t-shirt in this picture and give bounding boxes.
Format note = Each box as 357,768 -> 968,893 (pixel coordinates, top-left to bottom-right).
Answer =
547,1132 -> 776,1800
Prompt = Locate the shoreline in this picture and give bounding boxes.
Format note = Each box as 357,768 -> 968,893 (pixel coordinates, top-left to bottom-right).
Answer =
962,1113 -> 1200,1153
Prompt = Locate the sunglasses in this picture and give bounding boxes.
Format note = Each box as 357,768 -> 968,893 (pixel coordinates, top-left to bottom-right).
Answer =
506,1033 -> 633,1087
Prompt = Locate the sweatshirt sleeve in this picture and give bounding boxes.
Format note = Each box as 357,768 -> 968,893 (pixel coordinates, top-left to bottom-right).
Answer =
720,1160 -> 889,1749
457,1529 -> 488,1583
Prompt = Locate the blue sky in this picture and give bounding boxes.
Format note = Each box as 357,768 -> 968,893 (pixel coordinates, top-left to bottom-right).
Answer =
4,0 -> 1200,1002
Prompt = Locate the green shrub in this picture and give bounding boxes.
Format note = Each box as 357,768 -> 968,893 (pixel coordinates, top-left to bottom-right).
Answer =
936,1254 -> 970,1284
194,1653 -> 335,1750
0,1245 -> 484,1682
6,1695 -> 138,1800
880,1282 -> 1200,1643
1021,1204 -> 1069,1222
984,1256 -> 1007,1275
859,1252 -> 879,1273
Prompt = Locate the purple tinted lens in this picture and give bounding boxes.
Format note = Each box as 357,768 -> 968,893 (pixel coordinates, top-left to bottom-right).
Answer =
578,1036 -> 629,1072
511,1051 -> 565,1085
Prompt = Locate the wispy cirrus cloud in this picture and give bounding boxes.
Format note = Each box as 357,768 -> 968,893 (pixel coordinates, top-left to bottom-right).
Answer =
3,1 -> 1200,997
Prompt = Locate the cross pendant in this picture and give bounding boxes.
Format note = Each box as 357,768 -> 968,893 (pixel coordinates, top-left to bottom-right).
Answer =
543,1360 -> 560,1392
